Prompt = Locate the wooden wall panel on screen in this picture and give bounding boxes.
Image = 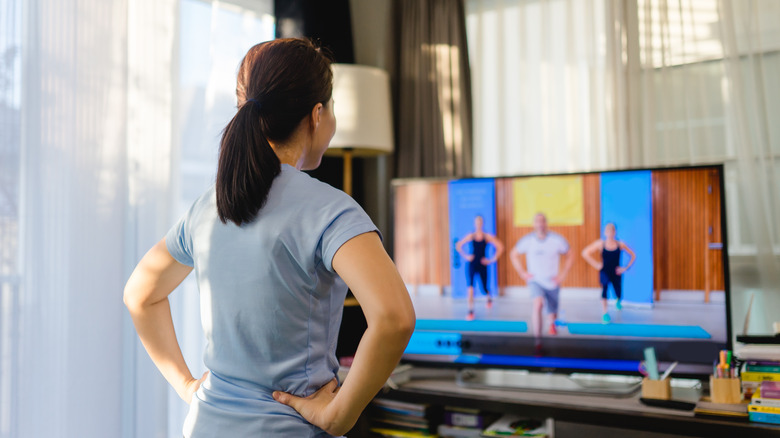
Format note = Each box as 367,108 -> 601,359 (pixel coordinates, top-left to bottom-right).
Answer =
652,171 -> 666,301
495,178 -> 511,292
704,169 -> 724,301
394,183 -> 412,284
433,182 -> 451,289
394,183 -> 425,287
572,174 -> 602,289
653,169 -> 714,300
495,174 -> 601,289
394,182 -> 450,291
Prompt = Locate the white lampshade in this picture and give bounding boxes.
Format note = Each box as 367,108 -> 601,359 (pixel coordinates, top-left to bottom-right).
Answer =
327,64 -> 394,156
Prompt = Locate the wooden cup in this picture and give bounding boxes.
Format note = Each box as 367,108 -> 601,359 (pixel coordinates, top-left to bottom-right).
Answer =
641,377 -> 671,400
709,376 -> 742,404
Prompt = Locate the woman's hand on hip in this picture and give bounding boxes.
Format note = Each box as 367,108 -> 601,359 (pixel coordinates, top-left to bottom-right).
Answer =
273,378 -> 350,436
181,371 -> 208,404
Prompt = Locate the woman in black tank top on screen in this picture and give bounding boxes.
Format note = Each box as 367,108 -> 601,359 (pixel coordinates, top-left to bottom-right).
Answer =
581,223 -> 636,324
456,215 -> 504,321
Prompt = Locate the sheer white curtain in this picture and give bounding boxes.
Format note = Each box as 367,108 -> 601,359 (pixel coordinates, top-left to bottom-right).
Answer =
125,1 -> 179,437
0,1 -> 177,437
467,0 -> 780,333
0,1 -> 23,436
466,0 -> 632,176
0,1 -> 178,437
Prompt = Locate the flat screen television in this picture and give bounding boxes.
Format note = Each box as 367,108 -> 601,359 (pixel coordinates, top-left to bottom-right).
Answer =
392,165 -> 731,382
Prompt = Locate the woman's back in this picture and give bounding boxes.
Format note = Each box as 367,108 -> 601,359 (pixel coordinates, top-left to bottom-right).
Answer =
167,164 -> 377,436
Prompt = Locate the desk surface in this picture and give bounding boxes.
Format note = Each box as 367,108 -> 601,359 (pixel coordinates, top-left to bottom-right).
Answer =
380,370 -> 780,437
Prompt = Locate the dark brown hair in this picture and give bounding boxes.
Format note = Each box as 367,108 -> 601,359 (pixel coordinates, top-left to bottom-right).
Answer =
216,38 -> 333,225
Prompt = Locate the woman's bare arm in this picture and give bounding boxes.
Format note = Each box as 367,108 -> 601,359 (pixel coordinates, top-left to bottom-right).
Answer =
123,239 -> 207,403
455,233 -> 475,261
617,241 -> 637,274
581,239 -> 604,271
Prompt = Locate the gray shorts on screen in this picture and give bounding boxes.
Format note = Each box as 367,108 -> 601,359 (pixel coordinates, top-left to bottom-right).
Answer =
529,282 -> 560,315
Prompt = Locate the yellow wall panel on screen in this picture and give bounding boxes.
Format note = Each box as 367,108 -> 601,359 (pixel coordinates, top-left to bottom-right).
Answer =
513,176 -> 584,226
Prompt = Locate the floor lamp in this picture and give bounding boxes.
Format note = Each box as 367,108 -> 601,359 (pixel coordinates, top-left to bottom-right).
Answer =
326,64 -> 394,196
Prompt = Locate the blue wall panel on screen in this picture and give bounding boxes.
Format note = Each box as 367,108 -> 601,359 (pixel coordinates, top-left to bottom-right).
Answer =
599,171 -> 654,304
448,179 -> 497,299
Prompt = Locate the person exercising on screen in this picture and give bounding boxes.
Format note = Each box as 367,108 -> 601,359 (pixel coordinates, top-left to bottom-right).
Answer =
582,222 -> 636,323
510,213 -> 574,341
455,215 -> 504,321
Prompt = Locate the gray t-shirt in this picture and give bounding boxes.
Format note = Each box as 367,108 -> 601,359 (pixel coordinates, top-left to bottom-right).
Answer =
166,164 -> 378,437
514,231 -> 570,290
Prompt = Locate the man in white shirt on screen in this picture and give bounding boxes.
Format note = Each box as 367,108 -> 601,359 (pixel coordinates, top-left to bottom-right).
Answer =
510,213 -> 575,342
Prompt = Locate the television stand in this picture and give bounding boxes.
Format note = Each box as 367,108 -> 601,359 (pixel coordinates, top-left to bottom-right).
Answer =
456,368 -> 642,397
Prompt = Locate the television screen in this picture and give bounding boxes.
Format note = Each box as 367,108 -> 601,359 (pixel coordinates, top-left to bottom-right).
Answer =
393,165 -> 730,376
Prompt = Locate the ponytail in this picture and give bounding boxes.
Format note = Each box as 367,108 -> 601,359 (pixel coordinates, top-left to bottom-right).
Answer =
215,38 -> 333,226
216,101 -> 281,226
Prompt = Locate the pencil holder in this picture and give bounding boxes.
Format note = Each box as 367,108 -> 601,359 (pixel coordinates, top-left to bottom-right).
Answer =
641,377 -> 671,400
709,376 -> 741,404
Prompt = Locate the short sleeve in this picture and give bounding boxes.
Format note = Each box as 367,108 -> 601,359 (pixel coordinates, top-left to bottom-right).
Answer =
557,234 -> 570,254
514,236 -> 528,254
320,197 -> 380,273
165,214 -> 194,267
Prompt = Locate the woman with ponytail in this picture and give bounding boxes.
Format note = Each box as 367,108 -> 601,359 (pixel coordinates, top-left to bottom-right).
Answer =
123,39 -> 415,437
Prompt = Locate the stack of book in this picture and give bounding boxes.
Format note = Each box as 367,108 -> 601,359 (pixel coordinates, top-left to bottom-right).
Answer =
368,398 -> 439,438
740,359 -> 780,400
734,335 -> 780,424
749,382 -> 780,425
735,336 -> 780,398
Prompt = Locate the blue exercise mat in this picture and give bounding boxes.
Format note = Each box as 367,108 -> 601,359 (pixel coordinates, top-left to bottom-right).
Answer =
566,322 -> 711,339
415,319 -> 529,333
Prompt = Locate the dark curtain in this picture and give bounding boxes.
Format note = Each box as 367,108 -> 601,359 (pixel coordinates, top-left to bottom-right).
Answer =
395,0 -> 473,178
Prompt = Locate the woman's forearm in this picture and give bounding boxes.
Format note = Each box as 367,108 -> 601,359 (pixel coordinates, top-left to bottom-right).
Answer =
127,298 -> 195,401
625,254 -> 636,270
581,250 -> 600,270
124,238 -> 196,401
456,242 -> 469,259
328,319 -> 413,435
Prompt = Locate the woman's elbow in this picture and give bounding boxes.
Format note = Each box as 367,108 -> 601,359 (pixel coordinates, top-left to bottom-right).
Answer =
379,304 -> 416,340
123,286 -> 141,313
398,306 -> 416,339
123,278 -> 149,313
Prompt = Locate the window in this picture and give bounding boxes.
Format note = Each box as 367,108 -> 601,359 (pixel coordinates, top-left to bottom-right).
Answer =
0,0 -> 22,433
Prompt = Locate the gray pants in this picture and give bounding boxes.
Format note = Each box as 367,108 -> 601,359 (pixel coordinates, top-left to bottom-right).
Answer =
529,282 -> 560,314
